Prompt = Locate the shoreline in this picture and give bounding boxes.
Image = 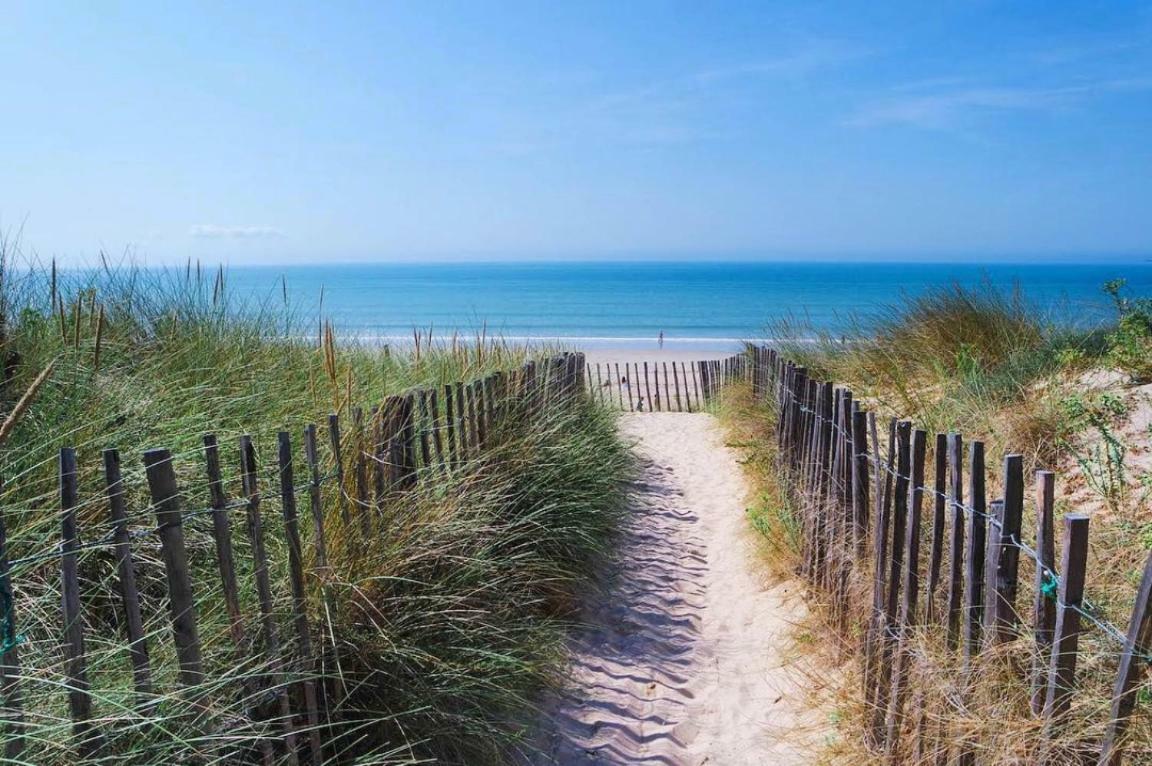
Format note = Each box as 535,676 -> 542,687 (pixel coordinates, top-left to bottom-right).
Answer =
580,348 -> 733,364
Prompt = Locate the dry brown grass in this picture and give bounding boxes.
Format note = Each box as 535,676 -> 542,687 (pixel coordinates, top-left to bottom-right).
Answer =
723,284 -> 1152,763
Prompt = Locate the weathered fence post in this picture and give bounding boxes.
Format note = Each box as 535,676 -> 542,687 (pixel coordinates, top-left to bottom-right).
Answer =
1043,513 -> 1090,728
326,414 -> 351,526
946,433 -> 965,649
443,385 -> 459,466
885,428 -> 927,759
851,409 -> 870,557
144,448 -> 206,689
988,454 -> 1024,642
871,420 -> 911,749
1031,470 -> 1057,714
278,432 -> 324,765
61,448 -> 100,756
924,434 -> 947,622
104,448 -> 154,703
1099,551 -> 1152,765
417,390 -> 433,474
352,407 -> 371,537
239,436 -> 299,762
400,394 -> 418,488
963,440 -> 987,667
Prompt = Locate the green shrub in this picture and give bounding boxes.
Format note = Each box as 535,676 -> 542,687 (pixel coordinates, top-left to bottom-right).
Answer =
1103,278 -> 1152,383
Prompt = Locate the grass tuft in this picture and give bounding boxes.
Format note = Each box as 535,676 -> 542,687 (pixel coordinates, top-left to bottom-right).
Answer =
0,237 -> 631,764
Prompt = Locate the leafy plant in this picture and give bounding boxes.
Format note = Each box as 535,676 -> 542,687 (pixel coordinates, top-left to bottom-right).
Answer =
1103,279 -> 1152,383
1072,421 -> 1128,513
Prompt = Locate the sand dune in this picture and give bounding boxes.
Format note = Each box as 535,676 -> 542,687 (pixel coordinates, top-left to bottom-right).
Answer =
522,413 -> 832,764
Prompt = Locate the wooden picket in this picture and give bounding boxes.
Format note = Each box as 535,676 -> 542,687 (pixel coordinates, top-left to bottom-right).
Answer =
0,354 -> 590,763
755,345 -> 1152,765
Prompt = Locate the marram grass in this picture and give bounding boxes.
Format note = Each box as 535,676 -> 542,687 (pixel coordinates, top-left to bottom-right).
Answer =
0,244 -> 631,764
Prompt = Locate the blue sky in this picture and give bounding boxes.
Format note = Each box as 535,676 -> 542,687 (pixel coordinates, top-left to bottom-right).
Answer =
3,1 -> 1151,264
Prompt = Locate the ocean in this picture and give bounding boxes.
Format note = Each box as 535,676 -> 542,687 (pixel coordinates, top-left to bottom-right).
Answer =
225,261 -> 1152,352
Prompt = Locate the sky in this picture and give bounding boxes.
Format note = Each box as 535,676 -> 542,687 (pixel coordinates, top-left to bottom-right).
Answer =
2,1 -> 1152,265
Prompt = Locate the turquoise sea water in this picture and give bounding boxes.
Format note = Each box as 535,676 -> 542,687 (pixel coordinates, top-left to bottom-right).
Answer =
226,261 -> 1152,352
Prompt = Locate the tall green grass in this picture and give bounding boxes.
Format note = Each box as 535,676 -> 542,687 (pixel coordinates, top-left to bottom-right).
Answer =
0,240 -> 631,764
769,281 -> 1106,466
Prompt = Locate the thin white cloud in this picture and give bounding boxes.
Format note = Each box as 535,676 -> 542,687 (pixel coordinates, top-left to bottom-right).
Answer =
692,41 -> 873,83
569,39 -> 872,147
850,77 -> 1152,129
1029,37 -> 1145,67
189,224 -> 285,239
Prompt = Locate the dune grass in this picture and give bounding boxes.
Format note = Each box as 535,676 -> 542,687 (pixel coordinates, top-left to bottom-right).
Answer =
0,241 -> 631,764
721,282 -> 1152,763
770,280 -> 1109,468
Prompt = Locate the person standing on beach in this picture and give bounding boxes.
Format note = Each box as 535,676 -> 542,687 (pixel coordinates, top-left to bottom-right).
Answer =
658,331 -> 664,349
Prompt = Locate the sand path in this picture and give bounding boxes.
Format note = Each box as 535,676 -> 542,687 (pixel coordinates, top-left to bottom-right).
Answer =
525,413 -> 826,765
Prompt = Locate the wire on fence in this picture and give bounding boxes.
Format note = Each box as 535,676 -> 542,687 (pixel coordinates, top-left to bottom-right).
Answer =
778,378 -> 1147,661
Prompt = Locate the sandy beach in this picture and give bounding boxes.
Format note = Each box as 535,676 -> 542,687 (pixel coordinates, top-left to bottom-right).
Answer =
523,413 -> 831,764
581,348 -> 734,365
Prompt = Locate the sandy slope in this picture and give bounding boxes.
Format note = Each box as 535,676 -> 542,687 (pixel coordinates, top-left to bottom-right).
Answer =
523,413 -> 830,765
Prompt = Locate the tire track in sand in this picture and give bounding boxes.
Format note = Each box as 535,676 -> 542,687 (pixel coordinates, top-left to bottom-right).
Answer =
522,413 -> 831,765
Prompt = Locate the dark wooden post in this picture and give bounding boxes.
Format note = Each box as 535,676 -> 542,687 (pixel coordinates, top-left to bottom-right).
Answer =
443,385 -> 459,466
521,361 -> 538,418
371,404 -> 387,500
240,436 -> 298,761
851,409 -> 870,557
1043,513 -> 1090,725
144,448 -> 205,688
801,380 -> 822,579
871,421 -> 911,748
103,449 -> 153,702
1098,551 -> 1152,765
277,433 -> 324,765
352,407 -> 371,537
962,440 -> 987,667
326,414 -> 351,526
204,435 -> 245,647
416,390 -> 433,474
886,422 -> 913,626
428,389 -> 445,468
401,393 -> 418,485
988,454 -> 1024,642
946,433 -> 965,649
885,428 -> 927,758
614,362 -> 625,410
686,361 -> 695,410
925,434 -> 947,622
455,381 -> 469,453
482,375 -> 496,437
643,362 -> 654,411
817,384 -> 836,504
472,381 -> 488,448
1031,470 -> 1057,714
61,448 -> 99,755
465,381 -> 479,452
302,425 -> 330,569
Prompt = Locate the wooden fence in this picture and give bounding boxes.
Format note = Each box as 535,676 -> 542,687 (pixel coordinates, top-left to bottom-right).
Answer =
584,354 -> 747,412
750,346 -> 1152,765
0,352 -> 587,763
